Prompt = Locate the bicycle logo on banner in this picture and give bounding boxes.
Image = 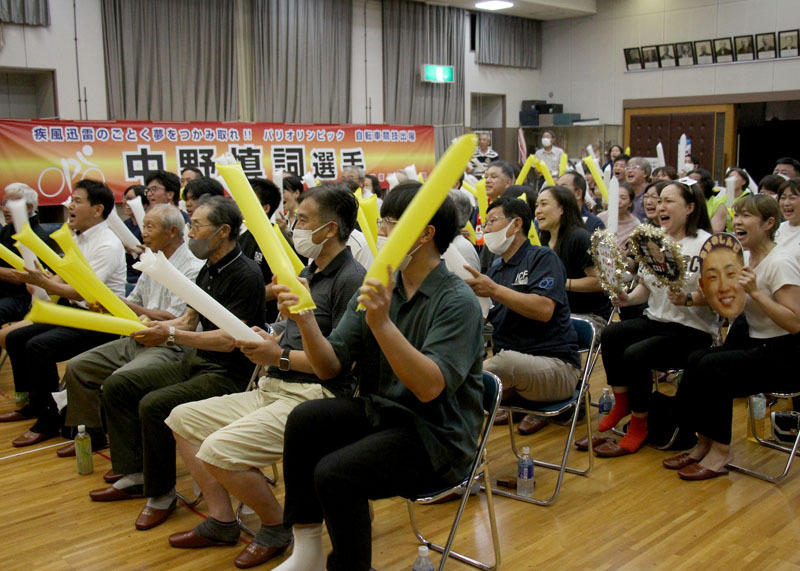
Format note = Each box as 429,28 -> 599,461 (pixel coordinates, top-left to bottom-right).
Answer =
37,145 -> 106,198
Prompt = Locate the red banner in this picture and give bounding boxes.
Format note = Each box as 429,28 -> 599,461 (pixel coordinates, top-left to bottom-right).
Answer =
0,120 -> 436,205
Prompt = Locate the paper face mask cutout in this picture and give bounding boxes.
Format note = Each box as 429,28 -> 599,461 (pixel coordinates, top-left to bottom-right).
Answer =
699,233 -> 746,318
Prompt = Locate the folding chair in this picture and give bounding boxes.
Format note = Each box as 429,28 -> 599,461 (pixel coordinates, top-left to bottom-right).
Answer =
406,371 -> 502,570
726,392 -> 800,483
492,316 -> 599,506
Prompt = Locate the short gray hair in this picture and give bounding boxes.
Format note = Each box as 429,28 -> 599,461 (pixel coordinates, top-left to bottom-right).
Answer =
4,183 -> 38,211
148,204 -> 185,235
448,189 -> 473,228
629,157 -> 652,177
342,165 -> 365,179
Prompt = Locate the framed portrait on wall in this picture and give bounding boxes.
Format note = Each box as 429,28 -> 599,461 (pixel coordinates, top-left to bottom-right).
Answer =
734,35 -> 754,61
642,45 -> 660,69
658,44 -> 676,67
624,47 -> 643,70
714,37 -> 734,62
756,32 -> 777,59
676,42 -> 695,66
778,30 -> 798,58
695,40 -> 714,64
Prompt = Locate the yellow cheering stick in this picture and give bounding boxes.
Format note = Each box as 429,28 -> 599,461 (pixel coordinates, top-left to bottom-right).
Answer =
534,157 -> 555,187
558,153 -> 568,177
464,221 -> 477,245
359,192 -> 379,243
515,194 -> 542,246
516,155 -> 535,185
353,188 -> 379,256
0,243 -> 26,271
582,155 -> 609,204
358,133 -> 478,310
26,298 -> 142,337
47,224 -> 139,321
217,158 -> 315,313
462,181 -> 477,198
273,223 -> 305,276
476,178 -> 488,229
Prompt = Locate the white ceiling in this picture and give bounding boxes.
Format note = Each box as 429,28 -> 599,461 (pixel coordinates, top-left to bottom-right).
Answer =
424,0 -> 597,20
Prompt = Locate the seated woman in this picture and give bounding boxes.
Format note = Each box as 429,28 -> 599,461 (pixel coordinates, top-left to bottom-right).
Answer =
598,182 -> 641,252
666,195 -> 800,479
536,185 -> 611,330
594,181 -> 717,456
776,178 -> 800,256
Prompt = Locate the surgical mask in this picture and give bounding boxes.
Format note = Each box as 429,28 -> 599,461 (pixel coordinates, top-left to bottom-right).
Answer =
397,243 -> 423,272
293,221 -> 331,259
484,225 -> 515,255
541,137 -> 552,148
188,225 -> 223,259
376,235 -> 389,251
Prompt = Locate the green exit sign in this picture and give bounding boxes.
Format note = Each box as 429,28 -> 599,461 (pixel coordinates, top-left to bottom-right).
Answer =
422,64 -> 454,83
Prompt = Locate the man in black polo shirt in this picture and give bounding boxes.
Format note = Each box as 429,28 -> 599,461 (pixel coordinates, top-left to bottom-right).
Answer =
88,195 -> 266,532
162,185 -> 365,568
465,197 -> 579,422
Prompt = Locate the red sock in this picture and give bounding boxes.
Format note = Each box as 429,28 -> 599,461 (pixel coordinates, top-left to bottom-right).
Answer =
619,415 -> 648,453
597,391 -> 630,432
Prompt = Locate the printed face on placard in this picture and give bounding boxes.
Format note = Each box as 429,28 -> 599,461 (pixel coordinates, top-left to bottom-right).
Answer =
699,234 -> 745,318
643,237 -> 681,282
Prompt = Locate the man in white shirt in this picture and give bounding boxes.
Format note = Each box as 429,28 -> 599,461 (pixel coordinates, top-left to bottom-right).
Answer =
55,205 -> 203,458
0,179 -> 126,447
534,129 -> 564,177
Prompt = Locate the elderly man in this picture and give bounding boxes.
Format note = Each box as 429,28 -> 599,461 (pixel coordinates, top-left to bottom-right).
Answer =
164,185 -> 365,568
0,180 -> 126,446
0,183 -> 57,328
87,195 -> 265,533
54,205 -> 203,458
534,130 -> 564,176
484,160 -> 515,202
557,172 -> 605,233
625,157 -> 652,221
469,132 -> 499,178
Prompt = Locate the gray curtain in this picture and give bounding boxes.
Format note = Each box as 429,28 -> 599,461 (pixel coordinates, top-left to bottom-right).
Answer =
102,0 -> 238,121
251,0 -> 351,123
476,12 -> 540,69
382,0 -> 465,159
0,0 -> 48,25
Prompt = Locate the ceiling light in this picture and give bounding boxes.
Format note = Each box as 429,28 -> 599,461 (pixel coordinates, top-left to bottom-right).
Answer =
475,1 -> 513,10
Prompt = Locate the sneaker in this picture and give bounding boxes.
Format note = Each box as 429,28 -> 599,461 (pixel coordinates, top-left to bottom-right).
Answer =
14,392 -> 29,404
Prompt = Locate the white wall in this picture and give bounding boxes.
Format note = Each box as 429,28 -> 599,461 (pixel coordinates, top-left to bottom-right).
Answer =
539,0 -> 800,124
0,0 -> 107,120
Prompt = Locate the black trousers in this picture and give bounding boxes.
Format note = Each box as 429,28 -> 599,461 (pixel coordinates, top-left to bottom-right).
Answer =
679,333 -> 800,445
6,322 -> 116,433
600,316 -> 712,413
0,294 -> 30,326
282,398 -> 447,571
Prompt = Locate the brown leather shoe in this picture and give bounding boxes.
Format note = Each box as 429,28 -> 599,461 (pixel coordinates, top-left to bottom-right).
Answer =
103,469 -> 124,484
663,453 -> 699,470
12,430 -> 55,447
89,485 -> 144,502
574,435 -> 615,451
57,442 -> 76,457
593,441 -> 631,457
234,541 -> 290,569
677,463 -> 729,481
169,529 -> 238,548
0,410 -> 31,422
518,415 -> 547,435
135,498 -> 177,530
493,409 -> 509,425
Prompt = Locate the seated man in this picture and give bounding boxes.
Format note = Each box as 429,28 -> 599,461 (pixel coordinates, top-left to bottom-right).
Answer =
55,205 -> 203,458
269,182 -> 484,571
465,197 -> 580,431
164,185 -> 365,568
87,195 -> 265,532
0,179 -> 126,446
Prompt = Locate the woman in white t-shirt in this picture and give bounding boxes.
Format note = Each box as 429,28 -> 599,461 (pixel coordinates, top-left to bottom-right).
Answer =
776,178 -> 800,257
593,182 -> 717,457
665,195 -> 800,480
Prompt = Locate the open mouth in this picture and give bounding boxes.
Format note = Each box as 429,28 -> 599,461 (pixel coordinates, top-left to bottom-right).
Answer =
718,295 -> 737,307
734,229 -> 747,240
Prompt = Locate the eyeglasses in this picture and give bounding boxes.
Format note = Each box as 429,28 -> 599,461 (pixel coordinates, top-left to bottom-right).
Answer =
379,218 -> 399,230
484,216 -> 511,229
624,165 -> 642,172
146,185 -> 166,194
191,222 -> 217,230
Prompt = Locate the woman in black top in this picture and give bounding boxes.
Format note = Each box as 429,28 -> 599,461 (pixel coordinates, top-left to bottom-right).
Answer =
535,185 -> 611,328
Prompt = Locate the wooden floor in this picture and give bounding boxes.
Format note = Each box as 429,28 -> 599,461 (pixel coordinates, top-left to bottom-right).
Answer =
1,359 -> 800,571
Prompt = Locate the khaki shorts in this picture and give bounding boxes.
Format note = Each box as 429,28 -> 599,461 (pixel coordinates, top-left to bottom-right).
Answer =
166,376 -> 333,471
484,350 -> 580,402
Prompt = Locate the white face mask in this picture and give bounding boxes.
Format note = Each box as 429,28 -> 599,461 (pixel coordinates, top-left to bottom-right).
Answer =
293,221 -> 331,259
397,243 -> 423,272
541,137 -> 552,148
376,235 -> 389,251
483,223 -> 515,255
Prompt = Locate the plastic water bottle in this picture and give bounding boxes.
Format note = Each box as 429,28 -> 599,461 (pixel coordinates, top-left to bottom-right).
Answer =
752,393 -> 768,439
598,388 -> 614,434
517,446 -> 534,498
412,545 -> 434,571
75,425 -> 93,475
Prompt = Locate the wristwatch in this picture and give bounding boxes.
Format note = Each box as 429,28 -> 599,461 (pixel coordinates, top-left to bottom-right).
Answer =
279,347 -> 291,371
166,326 -> 176,347
685,293 -> 694,307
